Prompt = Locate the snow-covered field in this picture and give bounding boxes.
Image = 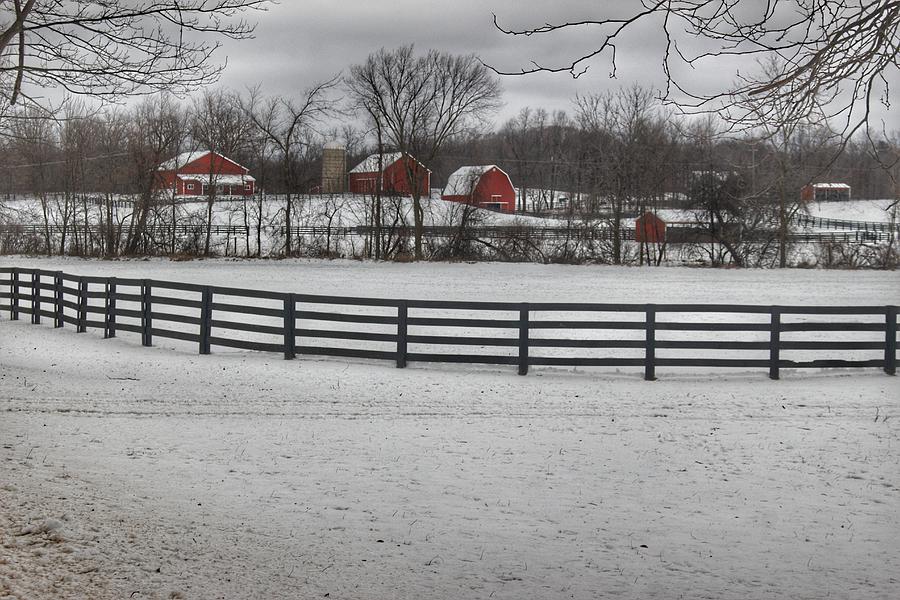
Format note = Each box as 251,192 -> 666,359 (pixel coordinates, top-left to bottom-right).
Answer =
2,259 -> 898,599
805,199 -> 897,223
650,198 -> 896,227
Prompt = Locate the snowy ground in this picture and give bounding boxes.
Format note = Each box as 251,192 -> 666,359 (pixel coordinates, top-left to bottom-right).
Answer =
1,259 -> 898,599
651,198 -> 896,227
805,199 -> 896,223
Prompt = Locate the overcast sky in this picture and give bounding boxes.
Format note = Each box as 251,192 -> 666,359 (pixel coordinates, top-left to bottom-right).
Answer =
212,1 -> 897,132
215,1 -> 683,120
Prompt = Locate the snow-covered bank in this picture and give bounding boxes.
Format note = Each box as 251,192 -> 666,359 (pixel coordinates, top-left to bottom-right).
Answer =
5,194 -> 895,267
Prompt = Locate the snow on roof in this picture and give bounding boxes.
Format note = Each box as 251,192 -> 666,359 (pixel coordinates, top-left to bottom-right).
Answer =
443,165 -> 508,197
158,150 -> 251,173
158,151 -> 211,171
689,169 -> 736,180
349,152 -> 404,174
811,183 -> 851,189
178,174 -> 255,185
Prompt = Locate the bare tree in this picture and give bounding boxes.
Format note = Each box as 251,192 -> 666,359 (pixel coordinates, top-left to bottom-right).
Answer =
687,168 -> 748,267
242,80 -> 338,256
348,45 -> 502,260
124,95 -> 187,255
242,114 -> 276,257
500,107 -> 539,213
344,92 -> 389,260
740,59 -> 834,267
9,107 -> 55,254
1,1 -> 270,114
492,2 -> 899,138
575,86 -> 673,264
91,110 -> 130,256
192,88 -> 252,256
58,102 -> 95,254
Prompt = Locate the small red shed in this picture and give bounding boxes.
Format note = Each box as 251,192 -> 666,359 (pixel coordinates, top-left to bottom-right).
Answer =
348,152 -> 431,197
441,165 -> 515,214
156,151 -> 255,197
635,212 -> 666,244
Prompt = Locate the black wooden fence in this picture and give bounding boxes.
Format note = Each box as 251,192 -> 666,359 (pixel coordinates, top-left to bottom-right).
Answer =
792,213 -> 900,235
0,267 -> 896,380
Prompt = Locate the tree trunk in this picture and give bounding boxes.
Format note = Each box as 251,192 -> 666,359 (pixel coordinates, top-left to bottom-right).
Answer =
413,195 -> 424,260
256,193 -> 263,257
284,192 -> 292,256
778,182 -> 788,268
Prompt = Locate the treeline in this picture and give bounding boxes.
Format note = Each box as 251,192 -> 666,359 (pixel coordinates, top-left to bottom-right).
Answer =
0,46 -> 897,266
2,84 -> 896,204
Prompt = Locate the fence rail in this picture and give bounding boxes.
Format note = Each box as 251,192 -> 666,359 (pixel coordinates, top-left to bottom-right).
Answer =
0,267 -> 896,380
792,213 -> 900,234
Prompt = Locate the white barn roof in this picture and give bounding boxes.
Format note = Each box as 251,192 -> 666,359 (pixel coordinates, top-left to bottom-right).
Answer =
158,151 -> 211,171
349,152 -> 403,174
443,165 -> 508,197
811,183 -> 851,190
158,150 -> 250,173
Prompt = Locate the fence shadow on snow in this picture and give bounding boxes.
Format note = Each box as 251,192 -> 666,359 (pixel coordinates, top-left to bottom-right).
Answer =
0,267 -> 896,380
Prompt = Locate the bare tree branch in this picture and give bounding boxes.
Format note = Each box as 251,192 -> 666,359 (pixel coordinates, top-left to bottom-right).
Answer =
347,46 -> 502,260
491,1 -> 899,137
1,0 -> 270,112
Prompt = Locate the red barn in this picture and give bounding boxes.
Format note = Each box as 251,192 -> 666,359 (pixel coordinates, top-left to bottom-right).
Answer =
156,151 -> 255,197
441,165 -> 515,214
348,152 -> 430,197
800,183 -> 851,203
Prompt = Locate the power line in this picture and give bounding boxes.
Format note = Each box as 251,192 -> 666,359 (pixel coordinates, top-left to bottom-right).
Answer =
1,151 -> 132,170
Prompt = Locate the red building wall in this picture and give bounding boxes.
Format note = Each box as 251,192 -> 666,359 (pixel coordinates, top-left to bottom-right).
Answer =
156,152 -> 255,196
800,185 -> 814,203
156,171 -> 182,194
635,212 -> 666,243
349,156 -> 430,196
442,167 -> 515,214
348,172 -> 378,194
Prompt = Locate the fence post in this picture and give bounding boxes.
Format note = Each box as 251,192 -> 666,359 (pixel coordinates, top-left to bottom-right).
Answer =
199,287 -> 212,355
9,268 -> 18,321
886,306 -> 897,376
518,303 -> 529,376
31,271 -> 40,325
54,272 -> 63,328
282,293 -> 295,360
644,304 -> 656,381
396,301 -> 408,368
106,278 -> 117,338
769,306 -> 781,380
77,278 -> 87,333
141,280 -> 152,347
99,279 -> 109,338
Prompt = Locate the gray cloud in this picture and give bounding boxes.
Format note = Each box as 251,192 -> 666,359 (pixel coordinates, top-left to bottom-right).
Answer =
213,1 -> 897,131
